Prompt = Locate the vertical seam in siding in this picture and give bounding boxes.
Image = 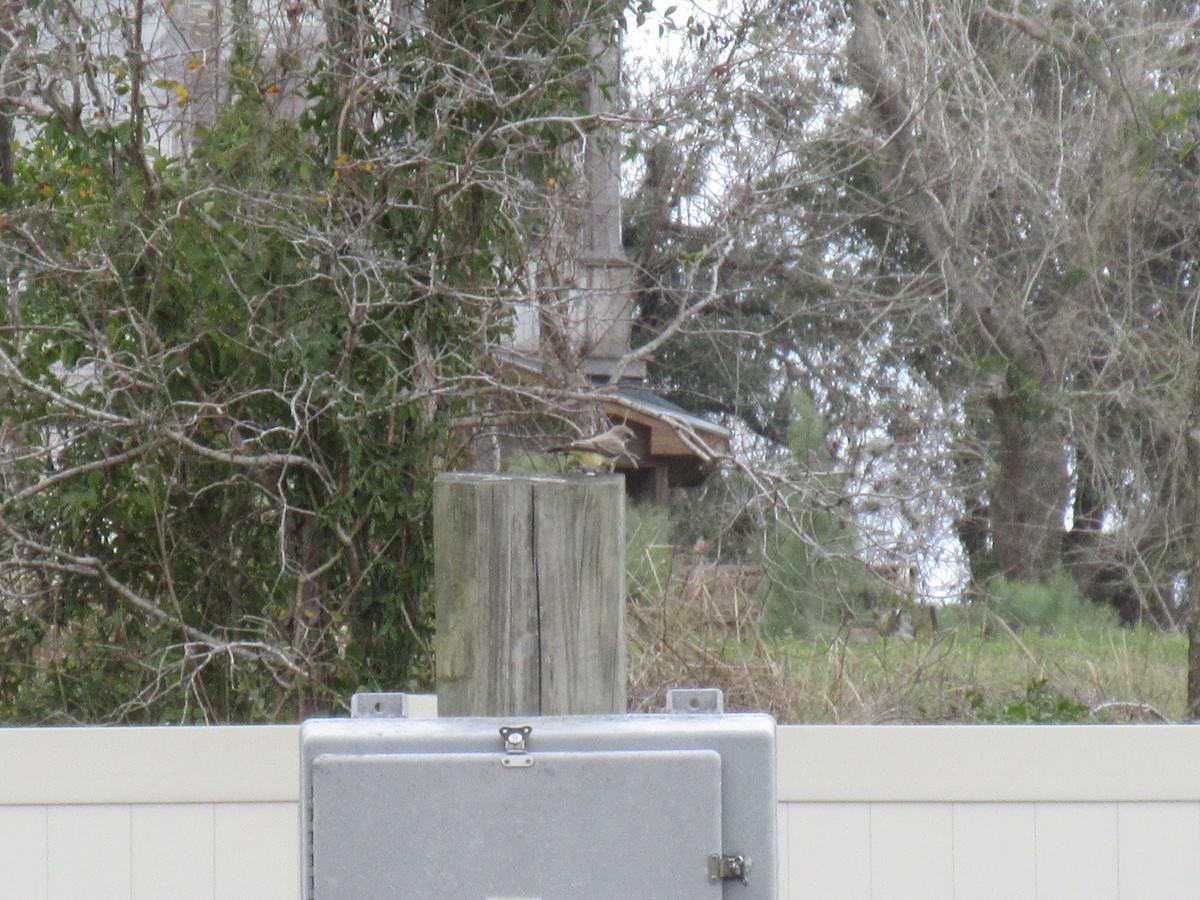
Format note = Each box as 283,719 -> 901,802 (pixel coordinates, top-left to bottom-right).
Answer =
868,803 -> 874,900
1032,803 -> 1039,900
949,803 -> 956,900
128,805 -> 134,900
43,805 -> 50,900
1114,802 -> 1121,900
211,803 -> 218,900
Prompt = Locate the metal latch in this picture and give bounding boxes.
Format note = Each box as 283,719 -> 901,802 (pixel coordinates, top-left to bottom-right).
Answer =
708,852 -> 751,886
499,725 -> 533,767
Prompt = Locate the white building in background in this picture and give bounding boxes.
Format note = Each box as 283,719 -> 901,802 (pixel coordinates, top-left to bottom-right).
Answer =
26,1 -> 324,155
26,1 -> 727,501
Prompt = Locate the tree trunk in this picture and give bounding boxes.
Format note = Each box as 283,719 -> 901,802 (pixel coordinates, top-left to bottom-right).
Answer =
989,400 -> 1070,582
0,3 -> 17,495
1188,569 -> 1200,719
1185,375 -> 1200,719
849,0 -> 1073,586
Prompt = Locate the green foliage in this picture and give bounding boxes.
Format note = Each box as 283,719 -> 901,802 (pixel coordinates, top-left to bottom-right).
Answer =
666,472 -> 767,564
786,389 -> 827,461
626,502 -> 674,605
762,392 -> 903,637
966,678 -> 1090,724
0,0 -> 620,723
0,100 -> 459,719
764,536 -> 902,638
988,570 -> 1119,635
931,601 -> 986,632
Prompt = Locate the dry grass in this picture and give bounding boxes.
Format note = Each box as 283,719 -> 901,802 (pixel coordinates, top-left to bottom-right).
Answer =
626,560 -> 1188,723
627,560 -> 804,718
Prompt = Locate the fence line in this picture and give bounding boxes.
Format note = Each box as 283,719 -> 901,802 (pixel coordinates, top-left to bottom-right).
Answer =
1,720 -> 1198,898
776,726 -> 1200,899
778,724 -> 1200,801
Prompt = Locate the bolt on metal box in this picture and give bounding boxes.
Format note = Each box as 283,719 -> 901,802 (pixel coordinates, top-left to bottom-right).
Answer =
300,692 -> 776,899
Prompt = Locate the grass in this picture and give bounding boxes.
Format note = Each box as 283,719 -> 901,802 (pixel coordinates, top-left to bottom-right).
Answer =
769,623 -> 1186,723
626,565 -> 1189,723
624,514 -> 1190,723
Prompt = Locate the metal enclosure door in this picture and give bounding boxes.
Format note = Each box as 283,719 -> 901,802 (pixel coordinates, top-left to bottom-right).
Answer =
311,749 -> 723,899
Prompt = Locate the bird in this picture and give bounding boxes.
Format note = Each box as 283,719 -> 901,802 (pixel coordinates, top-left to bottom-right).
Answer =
546,424 -> 636,473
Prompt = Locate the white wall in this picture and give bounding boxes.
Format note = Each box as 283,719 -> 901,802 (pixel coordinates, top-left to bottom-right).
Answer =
0,726 -> 300,900
777,726 -> 1200,899
2,721 -> 1199,899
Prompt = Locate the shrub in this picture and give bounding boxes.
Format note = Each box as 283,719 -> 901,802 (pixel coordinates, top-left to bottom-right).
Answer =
988,570 -> 1119,634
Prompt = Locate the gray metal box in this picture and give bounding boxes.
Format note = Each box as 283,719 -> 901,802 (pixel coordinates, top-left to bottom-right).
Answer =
301,710 -> 776,899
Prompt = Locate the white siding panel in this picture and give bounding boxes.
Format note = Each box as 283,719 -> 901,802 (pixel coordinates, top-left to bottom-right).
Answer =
0,805 -> 48,898
1117,801 -> 1200,898
784,802 -> 871,899
869,804 -> 953,900
47,805 -> 131,900
777,726 -> 1200,802
777,802 -> 790,898
0,726 -> 299,805
952,803 -> 1036,899
2,722 -> 1200,898
1034,803 -> 1118,900
214,803 -> 300,900
131,804 -> 215,900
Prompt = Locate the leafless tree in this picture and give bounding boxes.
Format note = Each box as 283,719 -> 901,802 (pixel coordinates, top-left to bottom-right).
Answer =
843,0 -> 1200,625
627,0 -> 1200,667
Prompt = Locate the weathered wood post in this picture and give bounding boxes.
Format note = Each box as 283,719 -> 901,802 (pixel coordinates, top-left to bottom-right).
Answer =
433,473 -> 626,716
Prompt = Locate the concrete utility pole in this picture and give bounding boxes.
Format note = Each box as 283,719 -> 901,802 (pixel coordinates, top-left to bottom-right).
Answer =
575,28 -> 640,381
433,473 -> 626,716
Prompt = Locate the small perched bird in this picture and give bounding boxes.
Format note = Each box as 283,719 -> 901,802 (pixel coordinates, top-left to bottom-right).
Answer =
546,424 -> 636,473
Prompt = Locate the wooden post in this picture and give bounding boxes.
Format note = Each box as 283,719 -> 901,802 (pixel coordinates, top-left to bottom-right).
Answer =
433,473 -> 626,716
